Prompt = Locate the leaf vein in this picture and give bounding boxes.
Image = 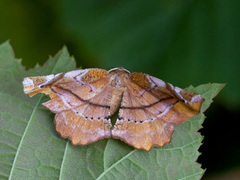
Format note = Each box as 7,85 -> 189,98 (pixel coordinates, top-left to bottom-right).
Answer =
59,140 -> 69,180
96,149 -> 137,180
8,94 -> 43,179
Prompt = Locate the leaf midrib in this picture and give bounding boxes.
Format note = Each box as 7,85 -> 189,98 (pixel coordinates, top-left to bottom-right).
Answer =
59,141 -> 69,180
8,55 -> 64,179
8,94 -> 44,179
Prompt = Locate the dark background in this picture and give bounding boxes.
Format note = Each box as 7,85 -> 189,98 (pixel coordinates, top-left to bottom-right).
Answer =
1,0 -> 239,179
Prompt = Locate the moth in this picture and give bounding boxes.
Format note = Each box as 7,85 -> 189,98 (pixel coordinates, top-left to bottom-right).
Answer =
23,67 -> 204,151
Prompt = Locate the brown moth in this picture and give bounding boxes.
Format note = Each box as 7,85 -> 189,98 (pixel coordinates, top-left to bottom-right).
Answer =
22,67 -> 204,151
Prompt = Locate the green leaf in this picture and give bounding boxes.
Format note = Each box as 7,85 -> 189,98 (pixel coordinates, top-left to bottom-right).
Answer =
0,41 -> 224,179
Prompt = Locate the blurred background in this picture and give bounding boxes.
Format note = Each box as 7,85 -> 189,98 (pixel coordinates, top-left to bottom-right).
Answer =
0,0 -> 239,179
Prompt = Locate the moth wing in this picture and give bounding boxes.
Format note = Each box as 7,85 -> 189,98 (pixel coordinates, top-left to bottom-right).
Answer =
112,72 -> 204,151
23,69 -> 112,145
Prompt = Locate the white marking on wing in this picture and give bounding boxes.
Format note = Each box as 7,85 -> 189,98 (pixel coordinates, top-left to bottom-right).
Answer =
22,78 -> 34,88
64,69 -> 86,78
157,105 -> 173,118
190,95 -> 202,104
75,69 -> 89,82
46,74 -> 55,81
37,74 -> 56,88
148,75 -> 166,88
59,94 -> 74,108
174,87 -> 187,103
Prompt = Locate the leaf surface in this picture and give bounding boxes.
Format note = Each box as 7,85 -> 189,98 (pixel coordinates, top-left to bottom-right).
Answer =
0,41 -> 224,180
